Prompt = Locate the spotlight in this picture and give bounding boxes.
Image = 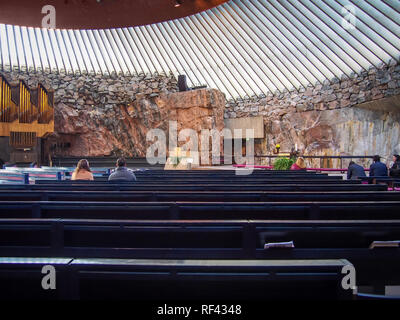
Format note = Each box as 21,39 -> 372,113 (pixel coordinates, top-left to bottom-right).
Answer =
174,0 -> 182,8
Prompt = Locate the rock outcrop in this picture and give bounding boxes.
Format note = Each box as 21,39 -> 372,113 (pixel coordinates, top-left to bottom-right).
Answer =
257,99 -> 400,168
46,88 -> 226,158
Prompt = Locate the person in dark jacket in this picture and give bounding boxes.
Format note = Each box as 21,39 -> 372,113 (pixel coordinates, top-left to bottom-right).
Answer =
389,154 -> 400,178
347,161 -> 366,180
108,158 -> 137,182
369,155 -> 388,177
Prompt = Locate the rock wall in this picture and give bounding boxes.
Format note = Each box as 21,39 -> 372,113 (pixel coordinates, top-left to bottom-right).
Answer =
1,70 -> 179,157
225,60 -> 400,167
52,88 -> 225,158
2,60 -> 400,168
225,60 -> 400,119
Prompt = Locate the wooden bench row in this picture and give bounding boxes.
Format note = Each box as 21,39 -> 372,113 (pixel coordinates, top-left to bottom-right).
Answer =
0,183 -> 386,192
0,256 -> 354,300
0,200 -> 399,220
1,219 -> 399,287
37,178 -> 349,185
0,190 -> 399,202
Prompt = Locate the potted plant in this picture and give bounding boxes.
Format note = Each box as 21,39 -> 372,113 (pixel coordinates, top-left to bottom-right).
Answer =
273,157 -> 295,170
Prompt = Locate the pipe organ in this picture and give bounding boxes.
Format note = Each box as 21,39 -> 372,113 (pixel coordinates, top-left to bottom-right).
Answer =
0,74 -> 54,164
0,76 -> 18,123
36,84 -> 53,124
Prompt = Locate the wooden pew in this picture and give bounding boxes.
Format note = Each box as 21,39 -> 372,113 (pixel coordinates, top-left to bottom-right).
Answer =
68,258 -> 354,300
38,175 -> 343,183
0,190 -> 399,202
0,257 -> 71,300
0,200 -> 398,220
1,219 -> 399,287
0,256 -> 353,300
35,176 -> 347,184
0,183 -> 388,192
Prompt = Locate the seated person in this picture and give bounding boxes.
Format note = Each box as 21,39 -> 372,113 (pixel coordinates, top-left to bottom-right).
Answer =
290,157 -> 306,171
71,159 -> 94,180
369,155 -> 388,177
389,154 -> 400,178
108,158 -> 137,182
347,161 -> 366,180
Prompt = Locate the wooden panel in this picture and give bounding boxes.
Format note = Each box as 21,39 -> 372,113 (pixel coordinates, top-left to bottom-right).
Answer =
224,116 -> 265,139
10,151 -> 37,163
10,131 -> 36,148
0,120 -> 54,138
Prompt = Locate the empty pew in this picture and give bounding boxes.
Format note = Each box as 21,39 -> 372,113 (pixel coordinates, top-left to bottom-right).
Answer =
0,190 -> 399,202
0,200 -> 399,220
0,219 -> 399,287
0,256 -> 353,300
68,258 -> 354,300
0,257 -> 71,300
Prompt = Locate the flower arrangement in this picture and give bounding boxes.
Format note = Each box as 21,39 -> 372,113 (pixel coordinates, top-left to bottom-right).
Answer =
273,157 -> 295,170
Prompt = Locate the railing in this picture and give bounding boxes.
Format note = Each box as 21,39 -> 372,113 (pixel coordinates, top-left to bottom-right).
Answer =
0,166 -> 111,184
255,155 -> 375,169
234,164 -> 371,173
0,168 -> 63,184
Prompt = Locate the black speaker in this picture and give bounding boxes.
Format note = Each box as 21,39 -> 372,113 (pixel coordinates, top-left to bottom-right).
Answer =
178,75 -> 190,92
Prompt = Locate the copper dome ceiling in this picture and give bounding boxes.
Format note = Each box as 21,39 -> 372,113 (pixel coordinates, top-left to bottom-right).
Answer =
0,0 -> 229,29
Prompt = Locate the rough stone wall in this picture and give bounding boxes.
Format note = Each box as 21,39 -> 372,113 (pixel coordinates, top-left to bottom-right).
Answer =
1,70 -> 178,157
52,88 -> 225,158
3,70 -> 178,112
225,61 -> 400,119
225,60 -> 400,168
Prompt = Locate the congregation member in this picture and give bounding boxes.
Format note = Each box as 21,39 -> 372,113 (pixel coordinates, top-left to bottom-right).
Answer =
389,154 -> 400,178
108,158 -> 137,181
290,157 -> 306,171
347,161 -> 366,180
369,155 -> 388,177
71,159 -> 94,180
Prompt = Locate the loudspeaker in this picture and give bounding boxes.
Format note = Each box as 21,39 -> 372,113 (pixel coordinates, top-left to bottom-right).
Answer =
178,75 -> 190,92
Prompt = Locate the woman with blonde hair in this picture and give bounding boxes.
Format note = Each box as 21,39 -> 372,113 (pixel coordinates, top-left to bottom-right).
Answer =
291,157 -> 306,171
71,159 -> 94,180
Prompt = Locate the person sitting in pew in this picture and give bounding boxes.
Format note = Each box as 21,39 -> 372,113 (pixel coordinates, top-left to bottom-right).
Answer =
290,157 -> 306,171
71,159 -> 94,181
347,161 -> 366,180
389,154 -> 400,178
369,155 -> 388,177
108,158 -> 137,182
